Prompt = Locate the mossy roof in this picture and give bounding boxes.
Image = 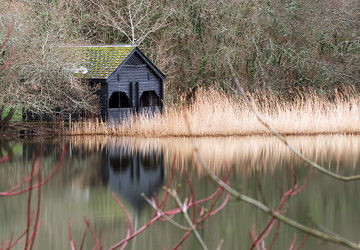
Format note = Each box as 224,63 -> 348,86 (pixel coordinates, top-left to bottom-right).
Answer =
64,45 -> 135,79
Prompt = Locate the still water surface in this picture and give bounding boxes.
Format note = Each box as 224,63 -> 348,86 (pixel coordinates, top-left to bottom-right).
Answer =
1,135 -> 360,249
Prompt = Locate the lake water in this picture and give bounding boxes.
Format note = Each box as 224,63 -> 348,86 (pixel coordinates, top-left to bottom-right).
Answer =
1,135 -> 360,249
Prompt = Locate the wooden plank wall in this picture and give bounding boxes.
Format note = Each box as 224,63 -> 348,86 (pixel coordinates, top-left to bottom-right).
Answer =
105,52 -> 164,121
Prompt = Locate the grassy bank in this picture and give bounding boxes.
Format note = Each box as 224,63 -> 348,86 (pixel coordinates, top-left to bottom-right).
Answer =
71,88 -> 360,137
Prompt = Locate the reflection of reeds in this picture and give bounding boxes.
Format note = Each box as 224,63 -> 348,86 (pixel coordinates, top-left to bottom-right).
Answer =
71,135 -> 360,174
71,88 -> 360,137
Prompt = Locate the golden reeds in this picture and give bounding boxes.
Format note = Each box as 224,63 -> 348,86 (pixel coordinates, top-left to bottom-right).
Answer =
71,88 -> 360,137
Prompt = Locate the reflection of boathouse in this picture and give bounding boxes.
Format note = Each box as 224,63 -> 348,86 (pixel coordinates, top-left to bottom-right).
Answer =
102,144 -> 165,210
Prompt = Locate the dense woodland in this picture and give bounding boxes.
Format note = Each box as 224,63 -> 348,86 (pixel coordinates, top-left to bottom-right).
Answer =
0,0 -> 359,118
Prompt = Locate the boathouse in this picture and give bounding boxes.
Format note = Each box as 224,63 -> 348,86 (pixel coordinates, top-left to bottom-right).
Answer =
67,45 -> 165,122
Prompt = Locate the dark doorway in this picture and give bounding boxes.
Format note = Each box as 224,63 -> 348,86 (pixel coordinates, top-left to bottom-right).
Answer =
140,91 -> 159,107
109,91 -> 131,108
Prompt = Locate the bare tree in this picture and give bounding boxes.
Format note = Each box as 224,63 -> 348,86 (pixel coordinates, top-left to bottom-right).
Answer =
0,2 -> 99,125
90,0 -> 172,45
0,21 -> 15,126
0,21 -> 15,72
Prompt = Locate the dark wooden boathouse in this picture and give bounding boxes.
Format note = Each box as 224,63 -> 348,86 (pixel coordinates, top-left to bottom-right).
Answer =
67,45 -> 165,122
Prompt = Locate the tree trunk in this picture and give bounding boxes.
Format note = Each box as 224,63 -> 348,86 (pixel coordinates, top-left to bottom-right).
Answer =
3,107 -> 15,123
0,107 -> 15,130
0,105 -> 4,118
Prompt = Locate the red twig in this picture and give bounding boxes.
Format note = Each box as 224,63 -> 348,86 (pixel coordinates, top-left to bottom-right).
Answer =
5,233 -> 13,250
0,44 -> 15,72
112,193 -> 134,233
24,221 -> 44,249
161,153 -> 176,210
98,231 -> 102,250
3,148 -> 67,249
83,216 -> 100,250
184,171 -> 196,223
268,221 -> 280,250
0,21 -> 15,72
251,218 -> 276,250
251,173 -> 311,249
289,234 -> 297,250
0,144 -> 68,196
292,174 -> 311,196
29,153 -> 43,250
251,224 -> 260,250
120,227 -> 130,250
208,191 -> 230,216
112,192 -> 134,250
80,230 -> 87,250
295,233 -> 309,250
111,164 -> 232,250
6,231 -> 26,249
193,167 -> 232,208
110,214 -> 162,249
68,218 -> 76,250
174,170 -> 231,249
196,167 -> 232,223
0,154 -> 9,164
24,153 -> 37,250
173,231 -> 192,250
0,22 -> 14,51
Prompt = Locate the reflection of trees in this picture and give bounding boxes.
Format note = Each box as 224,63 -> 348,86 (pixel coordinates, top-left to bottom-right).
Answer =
0,141 -> 13,159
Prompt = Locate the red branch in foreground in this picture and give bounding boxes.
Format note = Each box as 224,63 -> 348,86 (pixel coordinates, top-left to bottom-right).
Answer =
109,166 -> 232,250
68,158 -> 232,250
0,21 -> 15,72
0,145 -> 68,250
0,145 -> 68,197
250,173 -> 311,250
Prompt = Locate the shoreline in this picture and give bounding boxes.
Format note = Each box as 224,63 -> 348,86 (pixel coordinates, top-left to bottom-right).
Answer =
69,130 -> 360,138
4,88 -> 360,140
3,122 -> 360,140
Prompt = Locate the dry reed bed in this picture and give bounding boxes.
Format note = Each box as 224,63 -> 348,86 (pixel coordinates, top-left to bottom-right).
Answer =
71,88 -> 360,137
71,135 -> 360,175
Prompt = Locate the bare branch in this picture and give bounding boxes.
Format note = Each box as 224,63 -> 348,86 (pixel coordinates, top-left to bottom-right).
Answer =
0,21 -> 15,72
193,149 -> 360,249
90,0 -> 170,45
168,189 -> 209,250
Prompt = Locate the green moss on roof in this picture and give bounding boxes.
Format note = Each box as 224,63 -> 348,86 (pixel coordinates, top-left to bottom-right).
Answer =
64,45 -> 135,79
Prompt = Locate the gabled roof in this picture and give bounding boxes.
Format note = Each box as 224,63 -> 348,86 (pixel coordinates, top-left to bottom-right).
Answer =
63,45 -> 136,79
111,47 -> 166,81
